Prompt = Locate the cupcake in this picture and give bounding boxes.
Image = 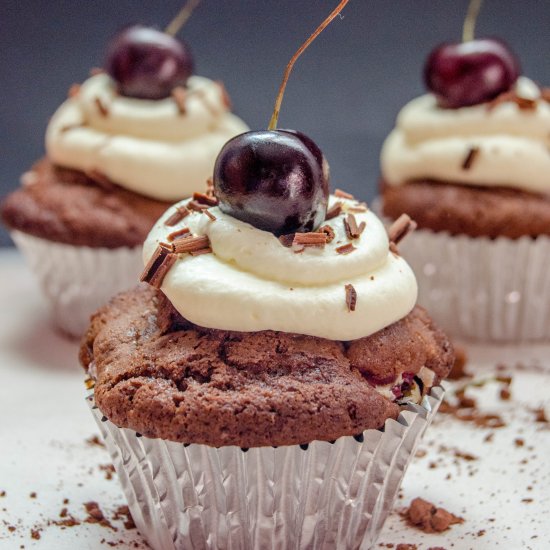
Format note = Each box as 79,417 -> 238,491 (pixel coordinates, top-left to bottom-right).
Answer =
81,126 -> 454,547
380,30 -> 550,341
1,24 -> 248,337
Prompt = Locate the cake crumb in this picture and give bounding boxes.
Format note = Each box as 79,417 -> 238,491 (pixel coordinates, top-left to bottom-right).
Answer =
404,497 -> 464,533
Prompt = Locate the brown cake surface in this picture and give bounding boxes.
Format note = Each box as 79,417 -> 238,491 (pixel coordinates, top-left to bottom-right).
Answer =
0,158 -> 172,248
80,285 -> 454,448
382,179 -> 550,239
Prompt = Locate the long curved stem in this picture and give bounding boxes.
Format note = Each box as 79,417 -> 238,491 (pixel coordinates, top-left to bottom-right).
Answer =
462,0 -> 483,42
165,0 -> 202,36
268,0 -> 349,130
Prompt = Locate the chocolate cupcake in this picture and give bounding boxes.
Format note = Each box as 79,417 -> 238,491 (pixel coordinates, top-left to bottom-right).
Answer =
380,33 -> 550,341
1,25 -> 248,337
83,183 -> 453,547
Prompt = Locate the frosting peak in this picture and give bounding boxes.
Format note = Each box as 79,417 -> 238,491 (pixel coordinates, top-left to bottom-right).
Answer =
46,74 -> 249,201
381,77 -> 550,194
143,195 -> 418,341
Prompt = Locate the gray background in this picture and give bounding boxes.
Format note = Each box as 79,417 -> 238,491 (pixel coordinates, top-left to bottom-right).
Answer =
1,0 -> 548,246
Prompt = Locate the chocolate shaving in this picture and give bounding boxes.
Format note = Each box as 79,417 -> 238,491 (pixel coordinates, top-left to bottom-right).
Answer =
167,227 -> 191,242
325,202 -> 343,220
462,146 -> 480,170
318,225 -> 335,243
187,200 -> 210,212
172,86 -> 187,114
68,83 -> 81,98
172,235 -> 211,254
94,97 -> 109,117
216,80 -> 232,110
389,241 -> 400,256
487,89 -> 538,111
203,209 -> 217,221
85,169 -> 115,191
193,192 -> 218,206
343,213 -> 364,239
336,243 -> 356,255
388,213 -> 417,245
279,233 -> 295,248
334,188 -> 355,199
292,232 -> 327,248
140,243 -> 176,289
345,283 -> 357,312
164,206 -> 190,227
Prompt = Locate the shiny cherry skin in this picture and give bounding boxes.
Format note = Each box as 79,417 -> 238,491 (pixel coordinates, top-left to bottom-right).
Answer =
105,25 -> 194,100
424,38 -> 520,108
213,130 -> 330,236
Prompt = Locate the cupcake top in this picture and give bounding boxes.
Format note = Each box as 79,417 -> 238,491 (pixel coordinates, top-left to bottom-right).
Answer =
142,193 -> 418,341
46,73 -> 248,201
381,77 -> 550,194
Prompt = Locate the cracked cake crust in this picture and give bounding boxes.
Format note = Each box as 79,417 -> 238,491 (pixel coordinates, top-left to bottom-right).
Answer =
80,285 -> 454,448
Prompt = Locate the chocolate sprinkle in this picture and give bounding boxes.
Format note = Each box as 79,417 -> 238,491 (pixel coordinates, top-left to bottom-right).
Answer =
335,243 -> 356,255
203,209 -> 217,221
345,283 -> 357,312
164,206 -> 190,227
166,227 -> 191,242
292,232 -> 327,248
193,192 -> 218,206
388,213 -> 417,245
325,202 -> 343,220
172,86 -> 187,114
188,200 -> 210,212
94,97 -> 109,117
334,188 -> 355,199
462,146 -> 480,170
172,235 -> 211,254
140,243 -> 177,289
318,225 -> 335,243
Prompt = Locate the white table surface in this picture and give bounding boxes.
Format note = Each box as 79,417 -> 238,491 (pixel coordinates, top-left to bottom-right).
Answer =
0,248 -> 548,550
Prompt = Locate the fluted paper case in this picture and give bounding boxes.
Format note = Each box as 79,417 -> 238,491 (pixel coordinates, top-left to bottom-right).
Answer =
88,386 -> 444,549
11,230 -> 143,337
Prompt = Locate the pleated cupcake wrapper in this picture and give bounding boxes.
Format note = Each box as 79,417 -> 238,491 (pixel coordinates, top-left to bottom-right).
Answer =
398,228 -> 550,342
88,386 -> 444,550
11,230 -> 143,338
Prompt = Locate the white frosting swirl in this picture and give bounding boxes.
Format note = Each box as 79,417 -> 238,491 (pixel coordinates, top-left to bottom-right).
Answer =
46,74 -> 249,201
143,196 -> 418,341
381,77 -> 550,194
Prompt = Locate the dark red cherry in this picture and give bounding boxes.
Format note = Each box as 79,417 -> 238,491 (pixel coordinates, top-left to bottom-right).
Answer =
213,130 -> 329,236
424,38 -> 520,108
105,25 -> 194,100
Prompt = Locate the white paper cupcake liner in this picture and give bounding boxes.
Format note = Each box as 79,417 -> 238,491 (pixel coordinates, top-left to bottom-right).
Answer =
398,229 -> 550,342
11,230 -> 143,338
88,386 -> 444,550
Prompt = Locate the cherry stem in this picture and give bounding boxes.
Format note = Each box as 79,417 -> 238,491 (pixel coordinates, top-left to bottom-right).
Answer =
267,0 -> 349,131
462,0 -> 483,42
165,0 -> 202,36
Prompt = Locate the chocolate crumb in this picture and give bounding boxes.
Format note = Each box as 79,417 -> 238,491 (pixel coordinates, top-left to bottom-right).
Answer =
462,146 -> 480,170
164,206 -> 190,227
29,492 -> 37,499
278,233 -> 295,248
99,463 -> 115,480
0,490 -> 5,497
500,387 -> 511,400
404,497 -> 464,533
112,505 -> 136,530
396,545 -> 417,550
84,501 -> 117,531
515,438 -> 525,447
30,529 -> 41,540
325,202 -> 343,220
334,188 -> 355,199
534,407 -> 549,423
336,243 -> 356,255
94,97 -> 109,117
171,87 -> 187,114
345,284 -> 357,312
140,243 -> 177,289
388,213 -> 417,245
